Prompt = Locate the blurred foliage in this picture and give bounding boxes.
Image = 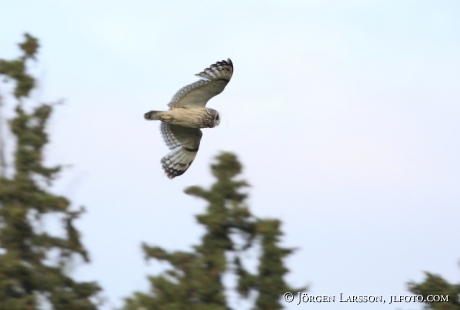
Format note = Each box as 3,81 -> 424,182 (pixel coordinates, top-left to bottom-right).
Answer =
408,271 -> 460,310
122,152 -> 304,310
0,33 -> 37,99
0,34 -> 101,309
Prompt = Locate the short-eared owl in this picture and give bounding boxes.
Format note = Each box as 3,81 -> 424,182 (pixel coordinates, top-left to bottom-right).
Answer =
145,59 -> 233,179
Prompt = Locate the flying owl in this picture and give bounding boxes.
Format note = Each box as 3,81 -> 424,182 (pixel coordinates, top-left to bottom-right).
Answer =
144,58 -> 233,179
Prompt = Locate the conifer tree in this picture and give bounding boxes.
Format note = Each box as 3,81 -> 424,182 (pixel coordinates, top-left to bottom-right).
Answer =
122,152 -> 303,310
0,33 -> 101,310
408,271 -> 460,310
236,219 -> 300,310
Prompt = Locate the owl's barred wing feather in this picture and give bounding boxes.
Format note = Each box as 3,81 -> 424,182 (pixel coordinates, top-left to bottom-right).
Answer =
167,59 -> 233,109
160,123 -> 203,179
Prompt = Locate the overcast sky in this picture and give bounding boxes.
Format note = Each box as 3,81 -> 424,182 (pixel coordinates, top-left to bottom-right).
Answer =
1,1 -> 460,309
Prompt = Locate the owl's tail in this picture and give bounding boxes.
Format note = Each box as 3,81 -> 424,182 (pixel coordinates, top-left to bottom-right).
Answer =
144,110 -> 173,123
144,110 -> 162,120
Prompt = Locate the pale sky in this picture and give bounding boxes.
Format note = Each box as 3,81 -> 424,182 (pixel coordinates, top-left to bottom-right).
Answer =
1,1 -> 459,309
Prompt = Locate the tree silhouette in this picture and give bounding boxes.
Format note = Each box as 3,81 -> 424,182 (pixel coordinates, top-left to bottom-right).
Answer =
122,152 -> 304,310
408,270 -> 460,310
0,34 -> 101,310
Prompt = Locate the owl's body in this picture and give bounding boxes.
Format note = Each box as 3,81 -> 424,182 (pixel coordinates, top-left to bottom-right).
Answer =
144,59 -> 233,179
144,107 -> 220,129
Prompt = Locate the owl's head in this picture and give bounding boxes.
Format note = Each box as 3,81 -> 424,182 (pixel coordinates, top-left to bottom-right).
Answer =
213,111 -> 221,127
206,108 -> 220,128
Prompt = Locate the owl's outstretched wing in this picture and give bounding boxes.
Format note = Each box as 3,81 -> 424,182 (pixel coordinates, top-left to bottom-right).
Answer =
167,59 -> 233,109
160,123 -> 203,179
